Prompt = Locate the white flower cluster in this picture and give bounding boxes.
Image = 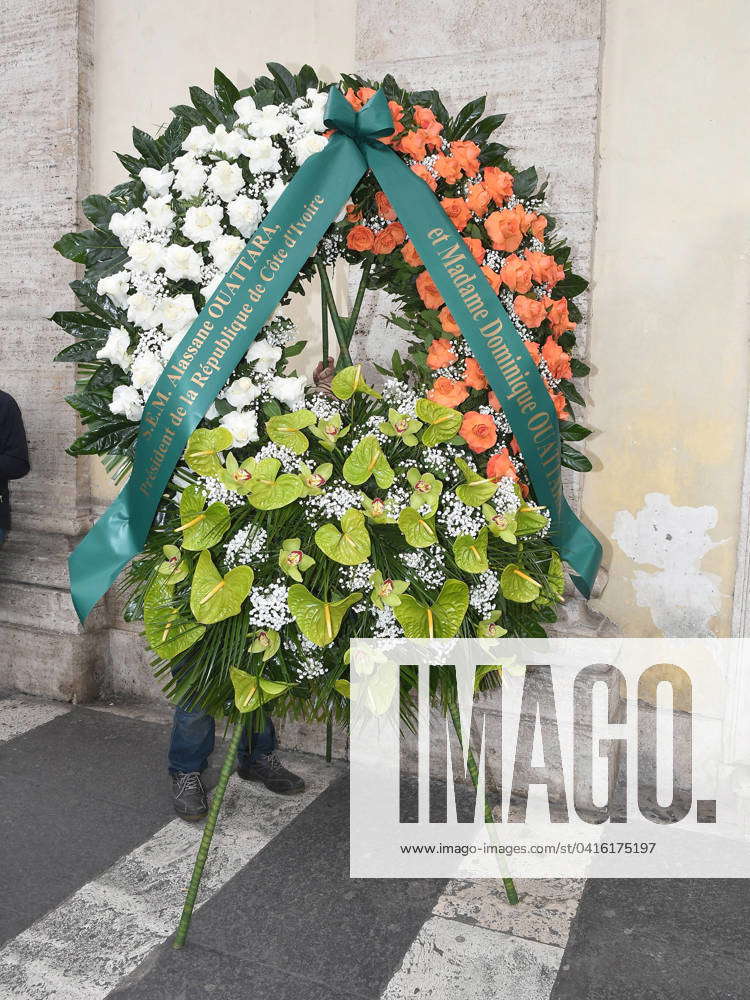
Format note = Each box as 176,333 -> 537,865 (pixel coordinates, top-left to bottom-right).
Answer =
338,562 -> 374,595
400,549 -> 446,590
436,491 -> 486,539
304,485 -> 362,528
247,579 -> 294,631
287,636 -> 327,680
469,571 -> 500,617
224,525 -> 268,569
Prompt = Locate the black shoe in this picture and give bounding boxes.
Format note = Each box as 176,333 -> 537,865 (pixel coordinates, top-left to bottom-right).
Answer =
236,752 -> 306,795
171,771 -> 208,821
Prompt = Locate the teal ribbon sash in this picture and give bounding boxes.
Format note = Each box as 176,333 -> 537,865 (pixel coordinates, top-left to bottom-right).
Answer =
70,86 -> 601,621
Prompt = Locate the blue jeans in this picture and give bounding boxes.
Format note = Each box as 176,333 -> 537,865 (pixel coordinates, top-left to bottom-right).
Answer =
168,706 -> 276,775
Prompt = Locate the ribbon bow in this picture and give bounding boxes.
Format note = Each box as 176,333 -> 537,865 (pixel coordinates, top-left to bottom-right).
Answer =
323,87 -> 395,151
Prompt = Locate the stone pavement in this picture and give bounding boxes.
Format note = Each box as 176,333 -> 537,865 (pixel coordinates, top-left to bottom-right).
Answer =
0,692 -> 747,999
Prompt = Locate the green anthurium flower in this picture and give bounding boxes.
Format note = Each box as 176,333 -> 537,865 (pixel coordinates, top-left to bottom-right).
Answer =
415,398 -> 463,447
246,458 -> 304,510
406,468 -> 443,514
309,412 -> 349,451
482,503 -> 517,543
398,506 -> 437,548
473,661 -> 504,692
380,409 -> 422,446
454,457 -> 498,507
331,364 -> 381,400
219,452 -> 258,495
342,436 -> 395,489
500,563 -> 542,603
536,550 -> 565,606
393,579 -> 469,638
144,574 -> 206,659
278,537 -> 315,582
184,427 -> 233,477
298,462 -> 333,496
265,409 -> 316,455
370,570 -> 410,609
334,678 -> 351,698
189,550 -> 254,624
476,610 -> 508,639
315,508 -> 371,565
229,666 -> 295,713
287,584 -> 363,646
156,544 -> 190,584
177,486 -> 230,551
515,504 -> 550,536
248,628 -> 281,662
453,527 -> 490,574
360,494 -> 396,524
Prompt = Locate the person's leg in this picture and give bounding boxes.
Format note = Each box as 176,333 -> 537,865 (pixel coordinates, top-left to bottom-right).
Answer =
168,703 -> 216,774
236,714 -> 276,769
236,715 -> 304,795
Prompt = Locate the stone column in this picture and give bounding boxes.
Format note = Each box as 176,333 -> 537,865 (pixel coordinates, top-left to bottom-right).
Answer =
0,0 -> 108,700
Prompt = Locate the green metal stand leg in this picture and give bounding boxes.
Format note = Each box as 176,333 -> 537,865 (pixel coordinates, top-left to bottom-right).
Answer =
173,717 -> 246,949
448,700 -> 518,905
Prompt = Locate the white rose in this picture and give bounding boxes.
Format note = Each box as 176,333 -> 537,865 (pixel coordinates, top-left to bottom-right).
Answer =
245,137 -> 281,174
173,157 -> 207,199
208,234 -> 244,271
127,291 -> 161,329
182,125 -> 215,156
160,333 -> 184,362
182,204 -> 224,244
109,207 -> 146,247
245,338 -> 282,370
130,349 -> 164,395
201,272 -> 222,300
233,95 -> 257,124
264,177 -> 287,210
163,244 -> 203,282
269,375 -> 306,410
220,409 -> 258,448
205,402 -> 219,420
207,160 -> 244,202
96,327 -> 131,370
227,195 -> 263,237
223,376 -> 261,408
160,293 -> 198,336
96,270 -> 130,309
139,167 -> 174,198
297,91 -> 327,132
212,125 -> 248,160
292,132 -> 327,165
143,196 -> 175,231
110,385 -> 144,422
126,238 -> 164,275
245,106 -> 293,139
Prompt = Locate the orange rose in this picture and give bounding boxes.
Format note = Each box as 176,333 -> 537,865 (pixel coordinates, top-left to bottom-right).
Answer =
545,297 -> 576,337
426,338 -> 458,370
487,448 -> 518,482
435,155 -> 463,184
428,376 -> 469,407
500,254 -> 533,293
542,339 -> 573,379
440,197 -> 472,231
466,181 -> 491,217
439,306 -> 461,336
388,222 -> 406,245
459,411 -> 497,454
450,140 -> 482,177
413,105 -> 444,148
483,166 -> 514,206
375,191 -> 397,221
347,225 -> 375,252
383,100 -> 405,144
528,212 -> 548,241
344,87 -> 363,111
401,241 -> 422,267
411,162 -> 437,191
513,295 -> 547,329
416,271 -> 444,309
509,203 -> 534,232
524,340 -> 542,365
549,389 -> 569,419
525,251 -> 564,287
345,202 -> 362,223
372,228 -> 398,255
488,391 -> 501,411
357,86 -> 377,105
463,236 -> 485,265
395,129 -> 430,160
485,209 -> 523,252
481,265 -> 502,294
462,357 -> 488,390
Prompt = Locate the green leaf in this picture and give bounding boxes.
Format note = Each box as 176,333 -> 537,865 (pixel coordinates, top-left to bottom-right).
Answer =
50,310 -> 109,337
331,364 -> 381,400
561,443 -> 593,472
265,409 -> 315,455
334,679 -> 351,698
500,563 -> 541,603
393,579 -> 469,638
315,509 -> 371,565
246,458 -> 304,510
287,584 -> 363,647
53,229 -> 129,278
554,273 -> 588,299
177,486 -> 230,551
190,550 -> 254,624
415,398 -> 462,447
266,61 -> 298,100
54,339 -> 106,363
453,528 -> 489,574
547,550 -> 565,600
513,166 -> 538,199
214,68 -> 241,114
144,575 -> 206,660
450,96 -> 486,139
342,436 -> 394,489
82,195 -> 116,229
184,427 -> 233,477
454,457 -> 498,507
189,85 -> 225,124
558,379 -> 585,406
132,127 -> 162,166
398,507 -> 437,548
560,421 -> 592,442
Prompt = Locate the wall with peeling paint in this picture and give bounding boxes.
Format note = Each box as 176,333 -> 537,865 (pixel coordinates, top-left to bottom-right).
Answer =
584,0 -> 750,638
